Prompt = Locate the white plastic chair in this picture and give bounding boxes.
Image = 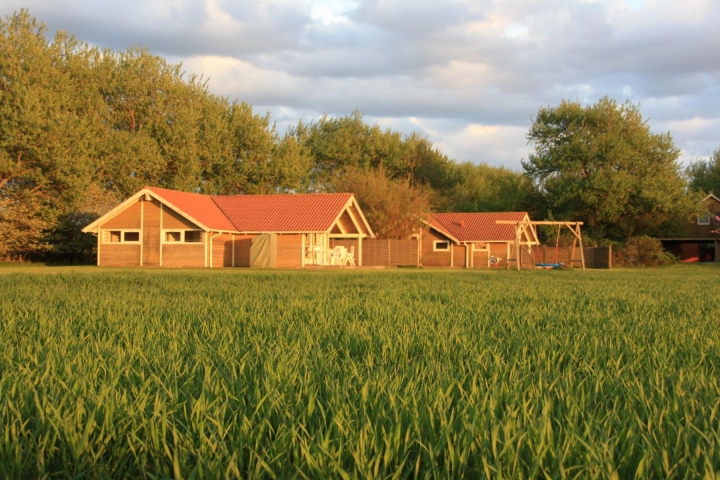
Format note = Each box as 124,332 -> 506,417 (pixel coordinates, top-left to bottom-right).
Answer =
343,248 -> 355,266
330,246 -> 346,265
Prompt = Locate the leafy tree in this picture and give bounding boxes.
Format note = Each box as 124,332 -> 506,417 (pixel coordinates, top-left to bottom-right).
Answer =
687,147 -> 720,195
441,162 -> 532,212
523,97 -> 701,240
1,10 -> 304,258
329,167 -> 433,239
0,11 -> 101,257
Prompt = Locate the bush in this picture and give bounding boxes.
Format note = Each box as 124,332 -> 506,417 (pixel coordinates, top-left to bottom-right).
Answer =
613,236 -> 677,267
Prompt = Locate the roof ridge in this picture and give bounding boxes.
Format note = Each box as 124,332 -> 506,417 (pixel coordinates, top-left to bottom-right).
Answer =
211,192 -> 353,199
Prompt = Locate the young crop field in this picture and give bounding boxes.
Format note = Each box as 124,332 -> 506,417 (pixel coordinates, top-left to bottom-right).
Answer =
1,265 -> 719,478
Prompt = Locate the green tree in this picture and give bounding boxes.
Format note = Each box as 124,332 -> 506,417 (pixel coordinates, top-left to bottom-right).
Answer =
441,162 -> 532,212
523,97 -> 701,240
329,167 -> 433,239
687,147 -> 720,195
0,11 -> 102,257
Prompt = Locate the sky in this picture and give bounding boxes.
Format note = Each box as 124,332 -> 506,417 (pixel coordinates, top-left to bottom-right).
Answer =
3,0 -> 719,170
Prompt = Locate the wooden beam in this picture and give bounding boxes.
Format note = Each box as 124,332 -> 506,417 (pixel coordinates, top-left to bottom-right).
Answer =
344,206 -> 363,236
577,224 -> 586,271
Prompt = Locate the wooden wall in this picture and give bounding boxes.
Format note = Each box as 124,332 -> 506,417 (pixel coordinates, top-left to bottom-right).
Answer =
337,211 -> 358,234
163,244 -> 205,268
472,247 -> 489,268
421,229 -> 453,267
233,235 -> 254,267
98,197 -> 208,268
349,205 -> 369,235
143,199 -> 161,267
102,200 -> 142,229
488,243 -> 508,268
99,199 -> 142,266
452,245 -> 466,268
689,197 -> 720,237
99,245 -> 141,267
277,235 -> 303,268
212,234 -> 234,268
163,206 -> 197,229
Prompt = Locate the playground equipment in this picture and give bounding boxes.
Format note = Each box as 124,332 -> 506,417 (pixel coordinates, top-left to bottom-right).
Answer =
496,220 -> 586,271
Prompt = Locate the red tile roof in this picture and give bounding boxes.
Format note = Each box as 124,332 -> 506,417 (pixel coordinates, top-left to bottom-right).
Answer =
430,212 -> 529,242
146,187 -> 237,231
148,187 -> 354,233
213,193 -> 353,232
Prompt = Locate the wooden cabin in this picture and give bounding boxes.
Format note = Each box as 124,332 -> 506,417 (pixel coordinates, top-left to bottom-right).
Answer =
82,186 -> 374,268
659,194 -> 720,262
422,212 -> 538,268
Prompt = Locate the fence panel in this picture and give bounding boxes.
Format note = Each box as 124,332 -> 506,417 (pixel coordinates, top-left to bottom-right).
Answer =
361,239 -> 418,266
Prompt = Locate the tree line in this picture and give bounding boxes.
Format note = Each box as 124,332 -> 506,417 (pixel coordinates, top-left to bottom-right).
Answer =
1,11 -> 716,261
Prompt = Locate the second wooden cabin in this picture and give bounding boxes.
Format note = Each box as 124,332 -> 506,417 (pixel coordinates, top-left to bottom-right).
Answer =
422,212 -> 539,268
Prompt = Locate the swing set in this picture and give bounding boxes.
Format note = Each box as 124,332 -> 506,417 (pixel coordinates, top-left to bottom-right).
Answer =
495,220 -> 586,271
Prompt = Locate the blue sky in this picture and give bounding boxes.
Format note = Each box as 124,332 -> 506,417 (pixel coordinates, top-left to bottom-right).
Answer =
4,0 -> 719,169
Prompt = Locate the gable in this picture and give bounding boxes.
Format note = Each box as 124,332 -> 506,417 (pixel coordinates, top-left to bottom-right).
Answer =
335,210 -> 359,234
99,199 -> 142,230
704,195 -> 720,212
162,204 -> 200,230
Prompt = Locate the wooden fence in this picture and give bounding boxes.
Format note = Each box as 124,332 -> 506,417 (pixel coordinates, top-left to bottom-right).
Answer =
585,246 -> 612,269
362,239 -> 419,267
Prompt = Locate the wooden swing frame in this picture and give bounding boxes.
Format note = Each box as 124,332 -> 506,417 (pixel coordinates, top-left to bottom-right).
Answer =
496,220 -> 586,271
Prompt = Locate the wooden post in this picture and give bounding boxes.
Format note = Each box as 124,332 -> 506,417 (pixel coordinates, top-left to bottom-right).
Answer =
359,235 -> 363,266
515,224 -> 521,271
157,202 -> 161,267
140,199 -> 144,267
577,223 -> 586,271
416,234 -> 420,268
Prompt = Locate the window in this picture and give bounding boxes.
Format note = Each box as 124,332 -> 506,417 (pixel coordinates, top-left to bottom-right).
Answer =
102,230 -> 140,244
165,231 -> 182,243
185,231 -> 202,243
163,230 -> 203,244
698,213 -> 711,225
433,241 -> 450,251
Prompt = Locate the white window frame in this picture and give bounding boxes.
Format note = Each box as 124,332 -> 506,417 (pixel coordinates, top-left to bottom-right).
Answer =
161,229 -> 204,244
102,229 -> 141,244
433,240 -> 451,252
698,213 -> 711,225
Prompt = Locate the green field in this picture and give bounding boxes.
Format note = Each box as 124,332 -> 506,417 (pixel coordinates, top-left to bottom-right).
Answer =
1,265 -> 719,478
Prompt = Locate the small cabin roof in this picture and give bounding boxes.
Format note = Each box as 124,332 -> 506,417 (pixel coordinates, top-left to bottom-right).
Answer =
430,212 -> 529,242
